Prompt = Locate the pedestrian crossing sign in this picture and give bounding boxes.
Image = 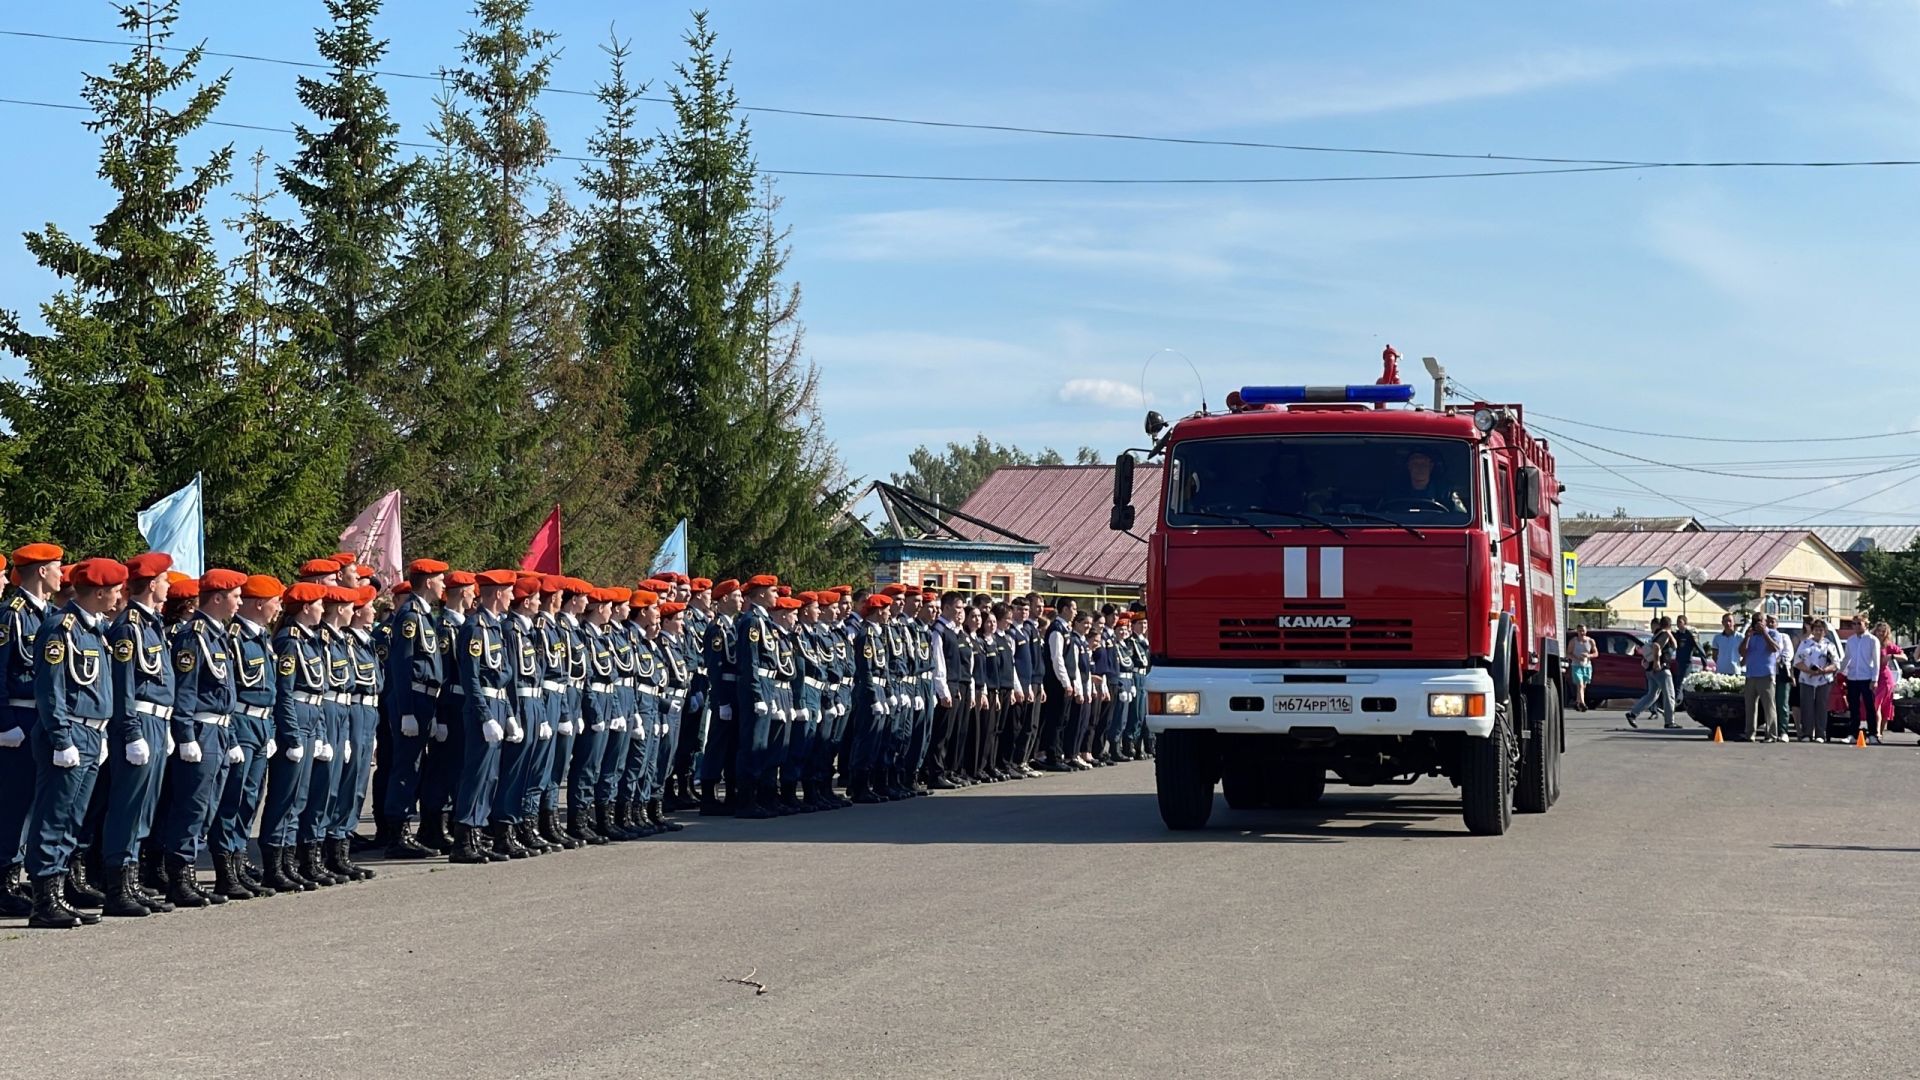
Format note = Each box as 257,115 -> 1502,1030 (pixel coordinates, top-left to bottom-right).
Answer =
1642,579 -> 1668,608
1562,551 -> 1577,597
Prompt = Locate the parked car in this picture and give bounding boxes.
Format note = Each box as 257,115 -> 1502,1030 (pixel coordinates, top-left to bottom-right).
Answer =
1579,628 -> 1652,706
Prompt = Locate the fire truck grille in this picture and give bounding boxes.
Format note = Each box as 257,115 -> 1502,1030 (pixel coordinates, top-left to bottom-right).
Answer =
1216,617 -> 1416,654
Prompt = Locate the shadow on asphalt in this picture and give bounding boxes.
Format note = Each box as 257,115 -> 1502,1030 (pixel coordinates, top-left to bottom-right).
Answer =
661,790 -> 1476,844
1774,843 -> 1920,854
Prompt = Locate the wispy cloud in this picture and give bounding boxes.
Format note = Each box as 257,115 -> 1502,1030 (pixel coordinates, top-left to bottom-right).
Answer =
1058,377 -> 1149,408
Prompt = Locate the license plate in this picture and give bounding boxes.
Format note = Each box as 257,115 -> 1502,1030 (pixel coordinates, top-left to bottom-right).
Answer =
1272,695 -> 1352,715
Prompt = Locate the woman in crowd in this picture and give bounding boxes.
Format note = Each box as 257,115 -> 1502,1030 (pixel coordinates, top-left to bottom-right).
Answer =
1627,616 -> 1678,729
1568,625 -> 1595,712
1873,620 -> 1900,746
1792,619 -> 1840,743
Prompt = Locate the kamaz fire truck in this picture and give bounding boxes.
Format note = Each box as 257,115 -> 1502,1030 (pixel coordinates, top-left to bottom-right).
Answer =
1111,352 -> 1566,836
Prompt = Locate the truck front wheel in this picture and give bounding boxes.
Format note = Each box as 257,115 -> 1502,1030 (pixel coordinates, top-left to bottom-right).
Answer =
1155,729 -> 1218,831
1460,709 -> 1515,836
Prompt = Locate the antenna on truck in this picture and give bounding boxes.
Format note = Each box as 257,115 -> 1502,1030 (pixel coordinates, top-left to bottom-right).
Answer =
1140,348 -> 1208,418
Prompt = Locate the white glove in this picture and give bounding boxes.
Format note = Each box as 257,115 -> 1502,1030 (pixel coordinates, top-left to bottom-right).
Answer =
431,722 -> 448,743
165,731 -> 176,757
179,740 -> 203,764
264,738 -> 278,759
315,741 -> 334,763
914,696 -> 925,710
591,720 -> 606,732
125,737 -> 151,767
610,717 -> 627,732
537,722 -> 553,740
506,719 -> 524,743
97,739 -> 108,765
283,741 -> 303,763
400,714 -> 420,738
718,705 -> 733,722
53,744 -> 80,768
226,745 -> 245,764
342,740 -> 352,764
0,726 -> 23,749
754,700 -> 768,715
482,719 -> 505,744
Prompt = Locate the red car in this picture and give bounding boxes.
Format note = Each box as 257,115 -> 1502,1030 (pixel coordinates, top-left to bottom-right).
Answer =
1576,629 -> 1652,705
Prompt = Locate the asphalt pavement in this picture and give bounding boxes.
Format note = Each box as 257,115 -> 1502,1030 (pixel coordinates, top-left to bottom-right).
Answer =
5,709 -> 1919,1080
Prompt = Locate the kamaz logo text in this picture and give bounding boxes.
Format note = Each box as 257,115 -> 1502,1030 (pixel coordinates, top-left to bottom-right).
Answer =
1276,615 -> 1351,629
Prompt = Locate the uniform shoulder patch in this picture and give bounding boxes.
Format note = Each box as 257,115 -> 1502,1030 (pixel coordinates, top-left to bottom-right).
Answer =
43,637 -> 64,665
278,654 -> 296,676
113,639 -> 134,663
469,638 -> 484,657
747,627 -> 760,644
862,643 -> 874,660
176,650 -> 195,673
7,595 -> 21,610
402,619 -> 417,640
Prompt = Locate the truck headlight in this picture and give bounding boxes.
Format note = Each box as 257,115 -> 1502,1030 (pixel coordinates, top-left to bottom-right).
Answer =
1149,691 -> 1201,716
1428,693 -> 1487,718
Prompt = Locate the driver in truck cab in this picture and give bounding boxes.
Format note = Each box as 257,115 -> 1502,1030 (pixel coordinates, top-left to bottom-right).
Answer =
1391,449 -> 1466,514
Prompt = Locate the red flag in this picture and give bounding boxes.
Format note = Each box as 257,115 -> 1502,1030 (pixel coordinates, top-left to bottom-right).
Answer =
521,505 -> 562,575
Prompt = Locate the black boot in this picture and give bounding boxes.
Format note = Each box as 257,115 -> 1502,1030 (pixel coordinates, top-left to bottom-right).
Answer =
446,824 -> 485,865
849,774 -> 882,804
775,782 -> 802,815
101,865 -> 151,918
565,805 -> 595,846
735,782 -> 777,819
257,845 -> 297,892
698,780 -> 730,816
491,822 -> 530,860
212,852 -> 257,901
297,843 -> 338,886
650,798 -> 683,832
0,862 -> 32,918
237,850 -> 275,898
139,842 -> 170,896
64,856 -> 106,910
165,855 -> 211,908
542,806 -> 579,850
416,810 -> 452,854
277,845 -> 317,891
28,873 -> 90,929
512,819 -> 546,855
355,816 -> 393,854
330,837 -> 374,881
624,797 -> 655,837
387,819 -> 434,860
602,799 -> 632,838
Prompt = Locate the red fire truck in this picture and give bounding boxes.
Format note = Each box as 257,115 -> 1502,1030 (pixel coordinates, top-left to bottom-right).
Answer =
1111,356 -> 1566,835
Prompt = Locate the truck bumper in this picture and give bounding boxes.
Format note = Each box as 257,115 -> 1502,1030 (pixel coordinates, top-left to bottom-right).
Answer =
1143,666 -> 1497,738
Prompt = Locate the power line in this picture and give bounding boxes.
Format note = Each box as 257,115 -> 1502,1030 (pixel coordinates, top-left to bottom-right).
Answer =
1546,438 -> 1734,526
1531,425 -> 1919,481
1531,410 -> 1920,444
0,97 -> 1676,183
10,27 -> 1920,173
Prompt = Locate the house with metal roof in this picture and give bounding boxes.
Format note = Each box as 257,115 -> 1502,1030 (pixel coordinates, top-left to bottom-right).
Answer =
1574,529 -> 1863,628
950,464 -> 1160,602
1560,515 -> 1701,551
1568,564 -> 1729,630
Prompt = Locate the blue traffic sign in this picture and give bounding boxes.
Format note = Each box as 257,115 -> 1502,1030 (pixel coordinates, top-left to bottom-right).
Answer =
1641,579 -> 1668,608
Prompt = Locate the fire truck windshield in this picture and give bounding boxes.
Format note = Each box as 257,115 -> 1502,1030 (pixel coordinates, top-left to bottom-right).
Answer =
1166,435 -> 1475,530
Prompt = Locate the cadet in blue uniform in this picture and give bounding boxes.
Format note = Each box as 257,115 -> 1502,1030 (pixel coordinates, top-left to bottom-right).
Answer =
1067,611 -> 1097,768
415,571 -> 475,854
452,570 -> 515,864
669,578 -> 713,811
96,552 -> 177,918
732,577 -> 782,819
22,557 -> 125,929
328,587 -> 380,880
0,543 -> 64,919
210,574 -> 283,899
650,601 -> 691,833
156,568 -> 246,908
1038,600 -> 1079,771
259,582 -> 329,891
697,580 -> 742,815
621,590 -> 663,837
1111,616 -> 1139,762
382,559 -> 448,859
569,587 -> 616,843
296,588 -> 355,886
542,578 -> 590,849
767,596 -> 803,814
789,595 -> 828,811
493,578 -> 544,858
1009,597 -> 1042,775
524,576 -> 568,850
847,593 -> 894,804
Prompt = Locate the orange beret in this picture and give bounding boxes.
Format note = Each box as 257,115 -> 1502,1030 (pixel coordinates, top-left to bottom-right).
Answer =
747,574 -> 779,589
354,564 -> 375,579
712,579 -> 740,599
921,590 -> 939,602
603,586 -> 631,604
833,585 -> 853,595
512,579 -> 541,600
638,578 -> 667,593
357,586 -> 377,606
393,581 -> 412,595
201,568 -> 249,592
774,597 -> 802,611
630,590 -> 658,608
408,559 -> 449,575
329,553 -> 357,566
477,569 -> 517,587
299,559 -> 341,578
285,582 -> 328,604
862,594 -> 892,612
241,574 -> 285,599
540,574 -> 566,594
447,570 -> 477,588
125,552 -> 173,580
516,570 -> 542,582
170,578 -> 200,599
13,543 -> 63,565
69,558 -> 129,588
690,578 -> 712,591
323,586 -> 355,604
660,601 -> 686,617
881,583 -> 908,597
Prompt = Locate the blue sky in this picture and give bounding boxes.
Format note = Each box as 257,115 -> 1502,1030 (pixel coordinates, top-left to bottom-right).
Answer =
4,0 -> 1920,526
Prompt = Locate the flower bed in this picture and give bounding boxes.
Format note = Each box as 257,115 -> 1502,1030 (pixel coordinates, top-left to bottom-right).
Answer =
1681,691 -> 1747,738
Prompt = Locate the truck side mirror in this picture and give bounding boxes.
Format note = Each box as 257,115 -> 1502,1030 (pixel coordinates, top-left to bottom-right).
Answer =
1110,453 -> 1137,532
1515,465 -> 1545,520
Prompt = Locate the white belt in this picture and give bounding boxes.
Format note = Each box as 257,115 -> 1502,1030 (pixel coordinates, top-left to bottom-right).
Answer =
589,681 -> 614,692
7,697 -> 34,709
636,685 -> 660,697
516,687 -> 542,699
409,680 -> 441,696
238,705 -> 270,720
292,691 -> 324,706
134,701 -> 174,720
619,677 -> 636,688
542,680 -> 567,693
327,692 -> 352,705
448,684 -> 466,695
77,717 -> 108,731
755,668 -> 778,679
804,677 -> 826,690
192,712 -> 230,728
479,687 -> 508,701
357,693 -> 380,707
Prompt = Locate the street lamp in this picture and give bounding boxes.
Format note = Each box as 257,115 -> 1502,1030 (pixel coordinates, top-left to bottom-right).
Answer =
1672,562 -> 1708,627
1422,356 -> 1446,411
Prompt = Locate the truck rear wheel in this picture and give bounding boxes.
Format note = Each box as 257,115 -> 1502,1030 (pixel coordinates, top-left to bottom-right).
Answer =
1269,763 -> 1326,808
1517,683 -> 1555,814
1461,709 -> 1514,836
1155,729 -> 1217,831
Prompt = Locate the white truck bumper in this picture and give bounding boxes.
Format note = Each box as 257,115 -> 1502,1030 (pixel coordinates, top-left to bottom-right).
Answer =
1144,666 -> 1497,738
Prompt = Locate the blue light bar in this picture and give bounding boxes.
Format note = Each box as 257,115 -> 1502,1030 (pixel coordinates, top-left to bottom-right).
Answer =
1238,384 -> 1415,406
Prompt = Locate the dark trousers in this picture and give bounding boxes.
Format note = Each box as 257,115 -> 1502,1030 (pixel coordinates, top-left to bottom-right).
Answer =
259,716 -> 316,848
381,691 -> 439,822
26,723 -> 105,879
455,701 -> 505,829
1845,676 -> 1879,736
570,705 -> 609,809
211,714 -> 271,855
928,701 -> 959,777
1039,688 -> 1069,758
300,707 -> 345,844
159,721 -> 234,861
674,690 -> 706,779
699,679 -> 738,785
370,708 -> 391,823
0,731 -> 35,869
99,714 -> 169,866
415,691 -> 464,818
329,703 -> 378,839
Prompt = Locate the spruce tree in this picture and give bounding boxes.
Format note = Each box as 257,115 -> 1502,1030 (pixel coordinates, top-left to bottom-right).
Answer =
0,0 -> 234,555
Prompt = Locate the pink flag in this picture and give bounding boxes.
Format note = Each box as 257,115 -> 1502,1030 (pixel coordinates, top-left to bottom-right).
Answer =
522,505 -> 562,575
340,490 -> 404,590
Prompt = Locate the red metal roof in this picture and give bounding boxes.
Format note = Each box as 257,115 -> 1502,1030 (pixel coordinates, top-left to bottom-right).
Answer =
1574,529 -> 1861,585
952,465 -> 1160,585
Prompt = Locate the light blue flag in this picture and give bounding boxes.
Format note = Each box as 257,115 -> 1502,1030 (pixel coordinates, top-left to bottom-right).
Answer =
649,519 -> 688,579
137,474 -> 205,577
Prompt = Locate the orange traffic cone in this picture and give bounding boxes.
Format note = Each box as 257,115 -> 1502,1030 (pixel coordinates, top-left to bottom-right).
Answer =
1712,727 -> 1723,743
1855,729 -> 1867,747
